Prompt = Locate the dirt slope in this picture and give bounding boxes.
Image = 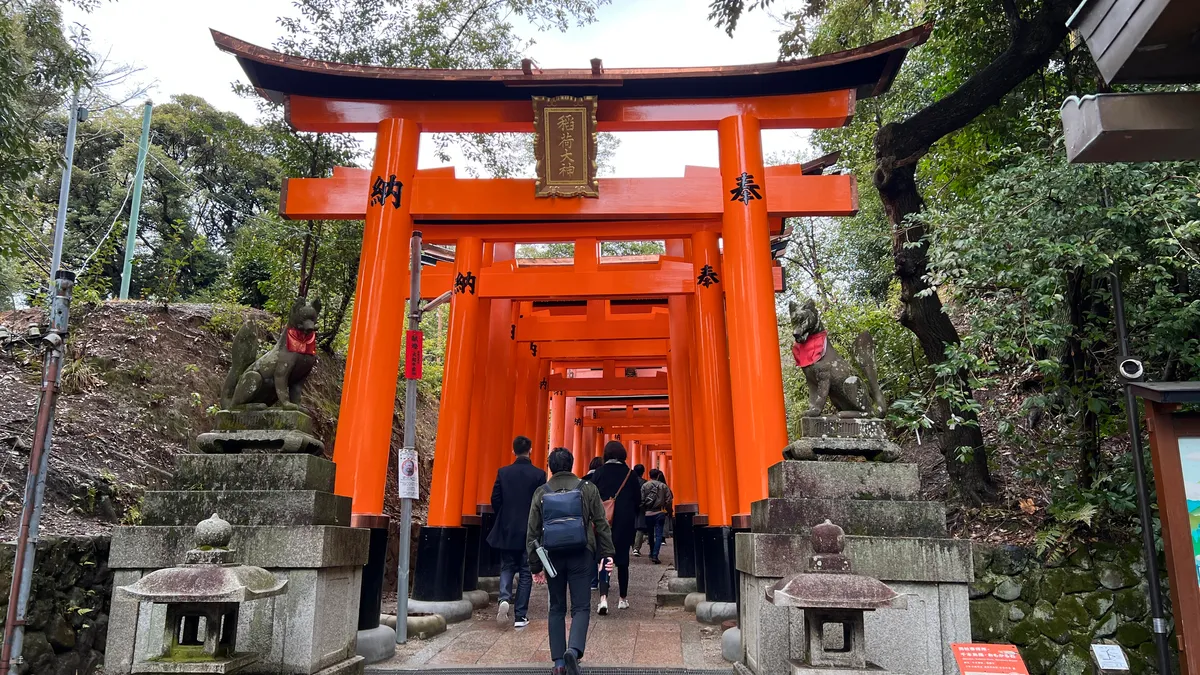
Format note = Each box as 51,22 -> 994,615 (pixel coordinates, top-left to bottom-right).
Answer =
0,301 -> 438,540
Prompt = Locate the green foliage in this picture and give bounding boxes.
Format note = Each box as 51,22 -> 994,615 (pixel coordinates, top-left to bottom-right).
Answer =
0,0 -> 90,252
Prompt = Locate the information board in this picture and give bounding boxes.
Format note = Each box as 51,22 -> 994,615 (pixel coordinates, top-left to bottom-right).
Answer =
951,644 -> 1030,675
397,447 -> 419,500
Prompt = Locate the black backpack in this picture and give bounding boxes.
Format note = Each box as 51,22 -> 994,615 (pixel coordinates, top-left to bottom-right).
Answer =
542,482 -> 588,551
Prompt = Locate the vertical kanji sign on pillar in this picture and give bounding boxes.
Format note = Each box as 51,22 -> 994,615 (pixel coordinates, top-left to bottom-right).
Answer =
404,330 -> 424,380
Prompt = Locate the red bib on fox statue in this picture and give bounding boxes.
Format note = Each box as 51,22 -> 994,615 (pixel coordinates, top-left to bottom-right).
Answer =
286,327 -> 317,356
792,331 -> 827,368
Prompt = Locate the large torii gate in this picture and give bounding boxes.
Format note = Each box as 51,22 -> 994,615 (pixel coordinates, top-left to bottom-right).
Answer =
216,24 -> 928,614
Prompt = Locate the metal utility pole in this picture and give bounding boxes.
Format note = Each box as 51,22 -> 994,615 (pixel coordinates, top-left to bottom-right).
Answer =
1,91 -> 86,675
1110,268 -> 1173,675
49,91 -> 86,279
120,100 -> 153,300
395,231 -> 451,644
0,270 -> 75,675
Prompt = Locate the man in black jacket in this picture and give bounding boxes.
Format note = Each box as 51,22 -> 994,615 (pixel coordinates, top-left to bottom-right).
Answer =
486,435 -> 546,628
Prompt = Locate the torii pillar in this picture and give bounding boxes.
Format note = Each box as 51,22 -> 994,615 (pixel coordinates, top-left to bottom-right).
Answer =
329,118 -> 418,640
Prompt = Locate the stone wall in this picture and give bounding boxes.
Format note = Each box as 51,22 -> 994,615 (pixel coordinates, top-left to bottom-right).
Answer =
0,536 -> 111,675
970,542 -> 1176,675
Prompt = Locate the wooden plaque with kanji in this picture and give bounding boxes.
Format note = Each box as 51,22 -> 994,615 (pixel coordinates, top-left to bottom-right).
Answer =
533,95 -> 599,198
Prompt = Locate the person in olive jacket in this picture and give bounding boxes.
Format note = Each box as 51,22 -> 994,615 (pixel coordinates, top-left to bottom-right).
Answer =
528,447 -> 615,675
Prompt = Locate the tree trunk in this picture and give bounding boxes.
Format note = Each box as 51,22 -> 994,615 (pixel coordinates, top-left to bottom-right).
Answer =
873,152 -> 995,504
862,0 -> 1077,504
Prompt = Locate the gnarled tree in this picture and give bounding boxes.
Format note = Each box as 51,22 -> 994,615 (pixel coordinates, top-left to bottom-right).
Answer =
710,0 -> 1080,504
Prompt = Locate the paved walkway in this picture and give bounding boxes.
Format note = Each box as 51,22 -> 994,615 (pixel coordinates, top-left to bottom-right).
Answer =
375,543 -> 729,672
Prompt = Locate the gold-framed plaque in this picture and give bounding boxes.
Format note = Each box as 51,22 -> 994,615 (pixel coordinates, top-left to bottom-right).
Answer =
533,95 -> 599,198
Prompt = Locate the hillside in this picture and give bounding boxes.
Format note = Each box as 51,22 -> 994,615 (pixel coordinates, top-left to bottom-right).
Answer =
0,301 -> 439,542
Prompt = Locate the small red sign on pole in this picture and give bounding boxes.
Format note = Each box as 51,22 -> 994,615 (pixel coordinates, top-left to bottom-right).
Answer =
405,330 -> 424,380
952,644 -> 1030,675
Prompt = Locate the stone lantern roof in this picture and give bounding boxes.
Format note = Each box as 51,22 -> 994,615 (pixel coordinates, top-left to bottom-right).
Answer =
766,519 -> 907,611
119,513 -> 287,604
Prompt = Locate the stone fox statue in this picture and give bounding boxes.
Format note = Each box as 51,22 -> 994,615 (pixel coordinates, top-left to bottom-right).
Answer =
789,299 -> 886,418
220,299 -> 321,409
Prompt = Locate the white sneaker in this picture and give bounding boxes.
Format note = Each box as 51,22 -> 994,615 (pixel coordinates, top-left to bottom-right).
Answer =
618,598 -> 629,610
597,596 -> 608,615
496,600 -> 510,626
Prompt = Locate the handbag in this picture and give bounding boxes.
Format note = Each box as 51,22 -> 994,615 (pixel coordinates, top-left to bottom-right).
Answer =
602,469 -> 632,524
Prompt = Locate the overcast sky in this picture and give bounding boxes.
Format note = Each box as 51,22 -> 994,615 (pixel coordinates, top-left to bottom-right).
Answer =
62,0 -> 812,177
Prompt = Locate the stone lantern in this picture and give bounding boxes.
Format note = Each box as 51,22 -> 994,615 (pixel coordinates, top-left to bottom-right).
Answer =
767,520 -> 907,674
118,514 -> 287,673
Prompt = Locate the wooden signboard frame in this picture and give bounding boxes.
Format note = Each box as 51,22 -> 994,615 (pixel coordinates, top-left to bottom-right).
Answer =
1144,402 -> 1200,675
533,95 -> 599,198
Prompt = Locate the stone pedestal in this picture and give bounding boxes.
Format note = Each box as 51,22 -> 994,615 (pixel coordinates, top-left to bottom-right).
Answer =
106,421 -> 368,675
672,503 -> 699,578
737,461 -> 972,675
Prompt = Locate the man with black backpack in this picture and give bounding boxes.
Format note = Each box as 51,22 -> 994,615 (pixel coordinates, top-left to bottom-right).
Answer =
528,447 -> 614,675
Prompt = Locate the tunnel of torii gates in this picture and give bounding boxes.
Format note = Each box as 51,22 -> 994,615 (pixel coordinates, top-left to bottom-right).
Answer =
215,25 -> 928,608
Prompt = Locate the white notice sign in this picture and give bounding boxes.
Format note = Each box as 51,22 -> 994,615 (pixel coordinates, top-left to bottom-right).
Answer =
1091,644 -> 1129,671
398,447 -> 419,499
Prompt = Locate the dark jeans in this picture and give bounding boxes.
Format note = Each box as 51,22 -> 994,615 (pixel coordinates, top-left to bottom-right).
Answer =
547,548 -> 592,662
499,549 -> 532,619
646,512 -> 666,558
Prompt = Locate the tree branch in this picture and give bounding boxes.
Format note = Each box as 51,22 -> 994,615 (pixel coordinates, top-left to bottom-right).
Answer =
998,0 -> 1023,36
876,0 -> 1076,167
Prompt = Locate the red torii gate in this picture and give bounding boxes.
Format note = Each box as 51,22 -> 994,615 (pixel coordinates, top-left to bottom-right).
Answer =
215,24 -> 929,607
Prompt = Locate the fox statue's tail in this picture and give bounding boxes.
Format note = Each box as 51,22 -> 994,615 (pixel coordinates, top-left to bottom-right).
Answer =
854,331 -> 887,417
220,323 -> 259,408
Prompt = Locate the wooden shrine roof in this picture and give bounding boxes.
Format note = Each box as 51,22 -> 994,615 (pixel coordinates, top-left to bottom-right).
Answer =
212,25 -> 930,104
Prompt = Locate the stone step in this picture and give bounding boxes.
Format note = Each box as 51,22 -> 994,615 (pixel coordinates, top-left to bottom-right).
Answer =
172,453 -> 336,492
750,497 -> 946,538
735,531 -> 972,583
109,524 -> 369,569
141,489 -> 351,527
767,461 -> 919,501
214,408 -> 315,434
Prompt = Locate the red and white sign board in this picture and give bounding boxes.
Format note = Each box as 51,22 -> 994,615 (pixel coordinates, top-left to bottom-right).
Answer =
404,330 -> 424,380
951,644 -> 1030,675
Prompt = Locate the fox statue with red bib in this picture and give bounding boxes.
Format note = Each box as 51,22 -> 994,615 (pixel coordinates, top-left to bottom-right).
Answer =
221,298 -> 321,410
788,298 -> 885,419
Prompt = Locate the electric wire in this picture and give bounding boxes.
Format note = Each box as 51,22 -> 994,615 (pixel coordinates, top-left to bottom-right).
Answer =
76,180 -> 133,275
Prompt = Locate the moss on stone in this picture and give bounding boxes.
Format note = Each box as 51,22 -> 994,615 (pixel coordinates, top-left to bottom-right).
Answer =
1115,622 -> 1152,648
1021,636 -> 1061,674
994,577 -> 1022,601
1041,613 -> 1072,645
969,573 -> 998,600
1113,586 -> 1149,619
1082,590 -> 1114,619
1096,562 -> 1139,590
1010,618 -> 1043,646
970,597 -> 1011,642
1038,570 -> 1065,605
1008,600 -> 1031,622
1093,611 -> 1118,639
1066,547 -> 1092,571
1050,643 -> 1090,675
1055,594 -> 1090,628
